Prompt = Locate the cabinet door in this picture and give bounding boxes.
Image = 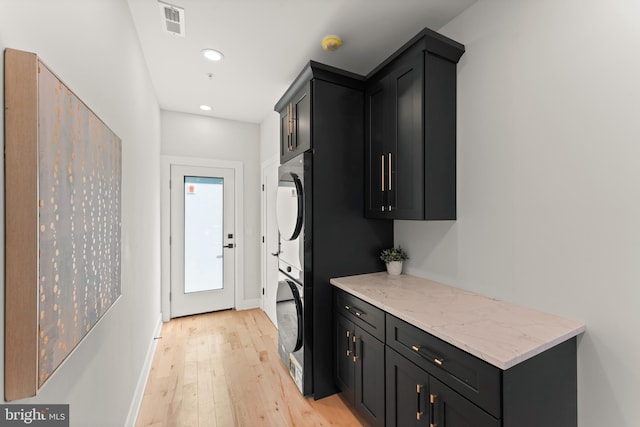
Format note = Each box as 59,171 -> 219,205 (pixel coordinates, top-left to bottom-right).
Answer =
293,85 -> 311,155
335,314 -> 355,404
386,347 -> 430,427
280,105 -> 292,161
365,52 -> 424,219
280,83 -> 311,163
354,327 -> 385,427
430,377 -> 500,427
365,78 -> 389,217
389,52 -> 424,219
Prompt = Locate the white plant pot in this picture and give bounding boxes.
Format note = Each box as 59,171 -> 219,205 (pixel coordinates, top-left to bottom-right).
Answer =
386,261 -> 403,276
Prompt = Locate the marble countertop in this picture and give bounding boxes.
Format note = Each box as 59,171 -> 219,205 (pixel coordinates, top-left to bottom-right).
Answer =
330,272 -> 585,370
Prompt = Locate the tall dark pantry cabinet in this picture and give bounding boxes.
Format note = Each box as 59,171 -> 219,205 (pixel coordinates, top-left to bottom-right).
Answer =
274,62 -> 394,399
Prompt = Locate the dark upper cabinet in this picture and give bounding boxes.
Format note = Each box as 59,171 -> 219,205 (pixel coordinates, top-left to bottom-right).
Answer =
278,83 -> 311,163
366,52 -> 424,219
275,60 -> 366,165
365,28 -> 465,220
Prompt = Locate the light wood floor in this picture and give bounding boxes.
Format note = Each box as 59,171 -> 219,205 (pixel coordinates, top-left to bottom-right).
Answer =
135,308 -> 367,427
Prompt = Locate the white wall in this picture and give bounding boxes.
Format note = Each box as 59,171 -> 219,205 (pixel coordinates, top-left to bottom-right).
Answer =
396,1 -> 640,426
260,112 -> 280,163
161,110 -> 261,304
0,1 -> 162,426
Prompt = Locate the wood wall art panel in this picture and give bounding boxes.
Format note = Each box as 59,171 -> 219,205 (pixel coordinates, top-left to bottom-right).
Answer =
4,48 -> 122,401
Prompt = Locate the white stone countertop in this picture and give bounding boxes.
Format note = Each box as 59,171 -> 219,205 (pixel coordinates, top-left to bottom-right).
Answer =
330,272 -> 585,370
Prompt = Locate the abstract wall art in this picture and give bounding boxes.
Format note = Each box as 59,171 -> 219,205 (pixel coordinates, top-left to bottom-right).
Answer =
4,48 -> 122,401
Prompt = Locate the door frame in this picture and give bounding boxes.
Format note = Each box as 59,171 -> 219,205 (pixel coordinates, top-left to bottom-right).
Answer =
260,154 -> 279,326
161,155 -> 244,322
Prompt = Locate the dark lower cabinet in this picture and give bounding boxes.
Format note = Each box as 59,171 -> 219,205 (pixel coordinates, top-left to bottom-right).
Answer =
335,312 -> 385,427
387,347 -> 498,427
387,348 -> 500,427
386,347 -> 430,427
335,314 -> 355,401
334,288 -> 579,427
386,313 -> 578,427
429,376 -> 500,427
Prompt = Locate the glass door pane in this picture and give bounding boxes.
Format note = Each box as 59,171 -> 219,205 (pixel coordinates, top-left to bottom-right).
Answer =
183,176 -> 224,293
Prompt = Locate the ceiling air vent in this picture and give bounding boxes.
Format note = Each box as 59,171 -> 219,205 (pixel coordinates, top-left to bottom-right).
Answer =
158,1 -> 185,37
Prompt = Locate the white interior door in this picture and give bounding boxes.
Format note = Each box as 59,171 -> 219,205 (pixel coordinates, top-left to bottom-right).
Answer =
262,160 -> 279,326
170,165 -> 235,317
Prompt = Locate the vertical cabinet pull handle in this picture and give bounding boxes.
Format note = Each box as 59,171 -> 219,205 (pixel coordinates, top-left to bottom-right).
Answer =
292,103 -> 297,149
388,151 -> 392,211
416,384 -> 424,420
287,103 -> 294,151
352,335 -> 359,363
345,330 -> 351,356
381,154 -> 385,211
381,154 -> 385,191
287,104 -> 291,152
430,393 -> 438,427
388,152 -> 392,190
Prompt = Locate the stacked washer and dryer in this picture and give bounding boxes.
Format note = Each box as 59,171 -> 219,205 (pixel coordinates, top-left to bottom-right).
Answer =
275,152 -> 310,394
273,62 -> 393,399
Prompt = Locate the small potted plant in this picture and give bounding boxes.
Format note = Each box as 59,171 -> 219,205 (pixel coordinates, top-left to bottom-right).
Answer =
380,247 -> 409,276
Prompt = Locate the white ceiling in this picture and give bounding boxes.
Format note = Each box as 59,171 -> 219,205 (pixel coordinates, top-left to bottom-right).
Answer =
127,0 -> 476,124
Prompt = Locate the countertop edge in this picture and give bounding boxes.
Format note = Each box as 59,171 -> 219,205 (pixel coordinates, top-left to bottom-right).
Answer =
330,276 -> 586,370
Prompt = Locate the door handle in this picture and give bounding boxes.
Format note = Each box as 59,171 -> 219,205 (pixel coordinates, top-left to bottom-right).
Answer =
271,241 -> 282,256
224,243 -> 235,249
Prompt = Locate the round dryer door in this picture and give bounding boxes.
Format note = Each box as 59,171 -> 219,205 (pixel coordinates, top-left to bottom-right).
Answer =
276,279 -> 303,353
276,172 -> 303,241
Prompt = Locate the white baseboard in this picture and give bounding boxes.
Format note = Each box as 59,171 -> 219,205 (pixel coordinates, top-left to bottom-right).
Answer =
236,298 -> 261,311
125,314 -> 163,427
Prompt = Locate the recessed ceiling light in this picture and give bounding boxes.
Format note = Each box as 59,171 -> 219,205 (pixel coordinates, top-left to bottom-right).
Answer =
201,49 -> 224,61
199,105 -> 212,111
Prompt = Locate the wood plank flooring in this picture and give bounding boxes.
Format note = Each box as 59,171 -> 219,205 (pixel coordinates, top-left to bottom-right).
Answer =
135,308 -> 367,427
